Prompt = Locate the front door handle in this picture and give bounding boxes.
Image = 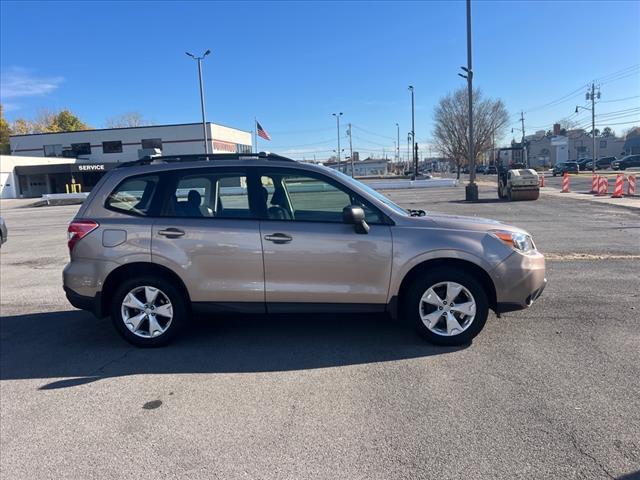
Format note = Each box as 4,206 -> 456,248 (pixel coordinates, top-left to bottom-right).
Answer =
158,228 -> 185,238
264,233 -> 292,244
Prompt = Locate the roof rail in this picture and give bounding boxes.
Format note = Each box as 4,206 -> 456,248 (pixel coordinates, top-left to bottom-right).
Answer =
116,152 -> 295,168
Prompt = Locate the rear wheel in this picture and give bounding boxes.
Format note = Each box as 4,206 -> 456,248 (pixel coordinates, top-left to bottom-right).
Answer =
404,268 -> 489,346
111,276 -> 188,347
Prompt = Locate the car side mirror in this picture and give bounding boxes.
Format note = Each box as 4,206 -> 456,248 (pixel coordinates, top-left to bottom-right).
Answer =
342,205 -> 370,234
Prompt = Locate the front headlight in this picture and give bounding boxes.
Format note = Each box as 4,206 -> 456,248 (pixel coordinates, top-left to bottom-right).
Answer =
490,230 -> 536,253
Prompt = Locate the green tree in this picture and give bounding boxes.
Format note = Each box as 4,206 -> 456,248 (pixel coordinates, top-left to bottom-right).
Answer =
0,105 -> 10,154
53,109 -> 89,132
601,127 -> 615,138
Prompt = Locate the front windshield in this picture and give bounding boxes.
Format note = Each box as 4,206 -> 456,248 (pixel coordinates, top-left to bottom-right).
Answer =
323,167 -> 409,216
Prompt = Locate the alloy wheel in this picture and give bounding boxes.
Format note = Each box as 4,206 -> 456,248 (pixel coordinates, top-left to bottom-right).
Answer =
419,281 -> 476,336
120,286 -> 173,338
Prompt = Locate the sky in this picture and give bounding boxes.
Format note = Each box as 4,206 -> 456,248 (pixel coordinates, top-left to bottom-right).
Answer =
1,0 -> 639,161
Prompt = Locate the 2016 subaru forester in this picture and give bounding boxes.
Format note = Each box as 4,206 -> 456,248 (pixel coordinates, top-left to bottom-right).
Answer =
63,153 -> 546,347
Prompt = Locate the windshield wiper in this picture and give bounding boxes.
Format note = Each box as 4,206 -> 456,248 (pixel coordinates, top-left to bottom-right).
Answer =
408,209 -> 426,217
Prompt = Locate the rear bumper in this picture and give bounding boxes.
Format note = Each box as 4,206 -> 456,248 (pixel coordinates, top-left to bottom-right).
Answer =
492,251 -> 547,314
64,286 -> 103,318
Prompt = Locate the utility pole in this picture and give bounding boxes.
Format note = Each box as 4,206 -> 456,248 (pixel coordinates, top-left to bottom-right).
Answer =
520,111 -> 527,167
332,112 -> 343,172
575,83 -> 600,174
186,50 -> 211,154
348,123 -> 354,177
458,0 -> 477,201
408,86 -> 416,179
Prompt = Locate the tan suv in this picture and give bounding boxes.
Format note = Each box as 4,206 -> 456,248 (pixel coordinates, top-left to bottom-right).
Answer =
63,153 -> 546,347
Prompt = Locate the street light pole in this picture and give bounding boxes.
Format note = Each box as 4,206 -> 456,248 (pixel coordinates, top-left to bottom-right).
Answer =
333,112 -> 343,172
458,0 -> 477,201
396,123 -> 400,164
408,86 -> 416,180
186,50 -> 211,154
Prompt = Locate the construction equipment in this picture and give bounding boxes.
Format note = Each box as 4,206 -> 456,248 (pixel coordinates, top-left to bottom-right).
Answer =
497,161 -> 540,201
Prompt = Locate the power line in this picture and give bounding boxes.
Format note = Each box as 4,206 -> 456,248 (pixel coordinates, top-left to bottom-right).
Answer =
599,95 -> 640,104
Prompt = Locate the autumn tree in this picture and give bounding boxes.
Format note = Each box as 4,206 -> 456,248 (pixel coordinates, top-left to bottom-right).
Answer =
432,88 -> 509,178
10,108 -> 89,134
0,105 -> 10,154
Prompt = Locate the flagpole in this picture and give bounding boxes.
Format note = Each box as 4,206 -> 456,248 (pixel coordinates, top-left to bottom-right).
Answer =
254,117 -> 258,153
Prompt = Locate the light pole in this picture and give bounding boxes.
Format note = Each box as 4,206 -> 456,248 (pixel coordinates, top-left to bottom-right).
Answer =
408,86 -> 416,179
332,112 -> 343,171
396,123 -> 400,164
458,0 -> 477,201
186,50 -> 211,154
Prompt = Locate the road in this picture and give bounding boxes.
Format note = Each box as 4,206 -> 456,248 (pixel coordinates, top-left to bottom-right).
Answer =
1,186 -> 639,480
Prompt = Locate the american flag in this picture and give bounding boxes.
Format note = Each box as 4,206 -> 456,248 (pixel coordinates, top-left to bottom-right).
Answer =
256,121 -> 271,141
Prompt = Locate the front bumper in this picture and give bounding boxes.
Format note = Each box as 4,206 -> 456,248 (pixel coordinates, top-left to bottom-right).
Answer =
492,250 -> 547,314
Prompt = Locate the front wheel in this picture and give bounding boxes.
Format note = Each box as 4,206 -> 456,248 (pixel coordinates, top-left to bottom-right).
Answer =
111,276 -> 188,347
404,268 -> 489,346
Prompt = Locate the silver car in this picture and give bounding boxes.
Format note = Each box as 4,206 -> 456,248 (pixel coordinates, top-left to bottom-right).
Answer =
63,153 -> 546,347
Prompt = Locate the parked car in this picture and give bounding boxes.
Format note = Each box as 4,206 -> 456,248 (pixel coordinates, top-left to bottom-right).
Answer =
585,156 -> 616,170
576,158 -> 592,171
611,154 -> 640,171
552,162 -> 579,176
475,166 -> 487,174
485,166 -> 497,175
0,217 -> 6,246
63,153 -> 546,347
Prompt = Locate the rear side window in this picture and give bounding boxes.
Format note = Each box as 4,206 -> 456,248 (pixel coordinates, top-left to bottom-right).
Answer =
105,174 -> 159,216
160,170 -> 253,219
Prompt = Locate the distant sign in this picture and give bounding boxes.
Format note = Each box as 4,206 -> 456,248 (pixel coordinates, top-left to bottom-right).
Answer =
551,136 -> 568,146
76,164 -> 105,171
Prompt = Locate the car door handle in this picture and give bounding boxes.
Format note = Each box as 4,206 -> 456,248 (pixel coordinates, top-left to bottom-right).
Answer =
264,233 -> 292,244
157,228 -> 185,238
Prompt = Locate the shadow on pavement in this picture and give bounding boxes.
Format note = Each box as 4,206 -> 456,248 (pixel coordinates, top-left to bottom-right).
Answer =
0,310 -> 464,390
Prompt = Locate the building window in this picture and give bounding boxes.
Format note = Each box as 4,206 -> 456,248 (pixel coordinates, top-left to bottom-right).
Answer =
600,140 -> 607,149
236,144 -> 252,154
102,141 -> 123,154
141,138 -> 162,150
43,144 -> 63,157
71,143 -> 91,156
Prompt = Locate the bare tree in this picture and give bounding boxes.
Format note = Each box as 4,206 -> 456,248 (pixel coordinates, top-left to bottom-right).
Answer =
432,88 -> 509,178
105,112 -> 152,128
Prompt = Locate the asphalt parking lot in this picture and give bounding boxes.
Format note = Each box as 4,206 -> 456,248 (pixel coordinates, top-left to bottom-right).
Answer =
1,186 -> 639,480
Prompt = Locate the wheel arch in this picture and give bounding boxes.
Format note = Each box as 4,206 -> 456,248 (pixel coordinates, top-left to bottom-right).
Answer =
100,262 -> 191,318
394,258 -> 497,318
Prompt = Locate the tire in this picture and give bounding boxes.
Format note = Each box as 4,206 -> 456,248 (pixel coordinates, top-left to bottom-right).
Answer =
404,267 -> 489,346
111,275 -> 188,347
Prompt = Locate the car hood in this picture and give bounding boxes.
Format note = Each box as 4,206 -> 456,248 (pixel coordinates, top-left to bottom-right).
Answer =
402,212 -> 528,234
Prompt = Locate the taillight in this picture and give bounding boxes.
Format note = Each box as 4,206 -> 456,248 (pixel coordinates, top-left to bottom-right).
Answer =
67,219 -> 99,253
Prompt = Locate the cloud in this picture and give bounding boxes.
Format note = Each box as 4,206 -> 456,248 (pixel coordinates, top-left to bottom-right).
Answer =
0,67 -> 64,101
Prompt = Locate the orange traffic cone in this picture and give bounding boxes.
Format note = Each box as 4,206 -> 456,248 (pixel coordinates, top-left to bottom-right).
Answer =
597,176 -> 608,196
611,174 -> 624,198
539,173 -> 545,187
561,172 -> 570,193
628,175 -> 637,196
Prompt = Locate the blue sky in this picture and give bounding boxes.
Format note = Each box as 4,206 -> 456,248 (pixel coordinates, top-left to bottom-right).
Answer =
1,0 -> 639,160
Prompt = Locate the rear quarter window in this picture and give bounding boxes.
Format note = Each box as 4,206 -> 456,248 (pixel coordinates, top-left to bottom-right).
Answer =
105,174 -> 159,216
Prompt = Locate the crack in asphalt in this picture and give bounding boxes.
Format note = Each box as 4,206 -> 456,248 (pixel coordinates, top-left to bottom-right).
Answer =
568,430 -> 616,480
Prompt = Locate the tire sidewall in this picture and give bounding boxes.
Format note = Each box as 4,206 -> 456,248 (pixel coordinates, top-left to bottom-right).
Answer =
111,276 -> 188,347
405,268 -> 489,346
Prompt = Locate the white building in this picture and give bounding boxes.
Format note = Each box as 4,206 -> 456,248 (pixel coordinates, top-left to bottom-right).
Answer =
3,122 -> 252,198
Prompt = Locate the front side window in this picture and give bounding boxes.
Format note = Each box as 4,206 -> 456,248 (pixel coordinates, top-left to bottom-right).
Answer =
71,143 -> 91,156
260,171 -> 383,223
106,174 -> 159,216
161,171 -> 251,219
103,141 -> 123,153
43,144 -> 63,157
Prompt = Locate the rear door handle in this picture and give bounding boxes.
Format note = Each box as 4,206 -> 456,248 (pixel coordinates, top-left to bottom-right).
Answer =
264,233 -> 292,244
158,228 -> 185,238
